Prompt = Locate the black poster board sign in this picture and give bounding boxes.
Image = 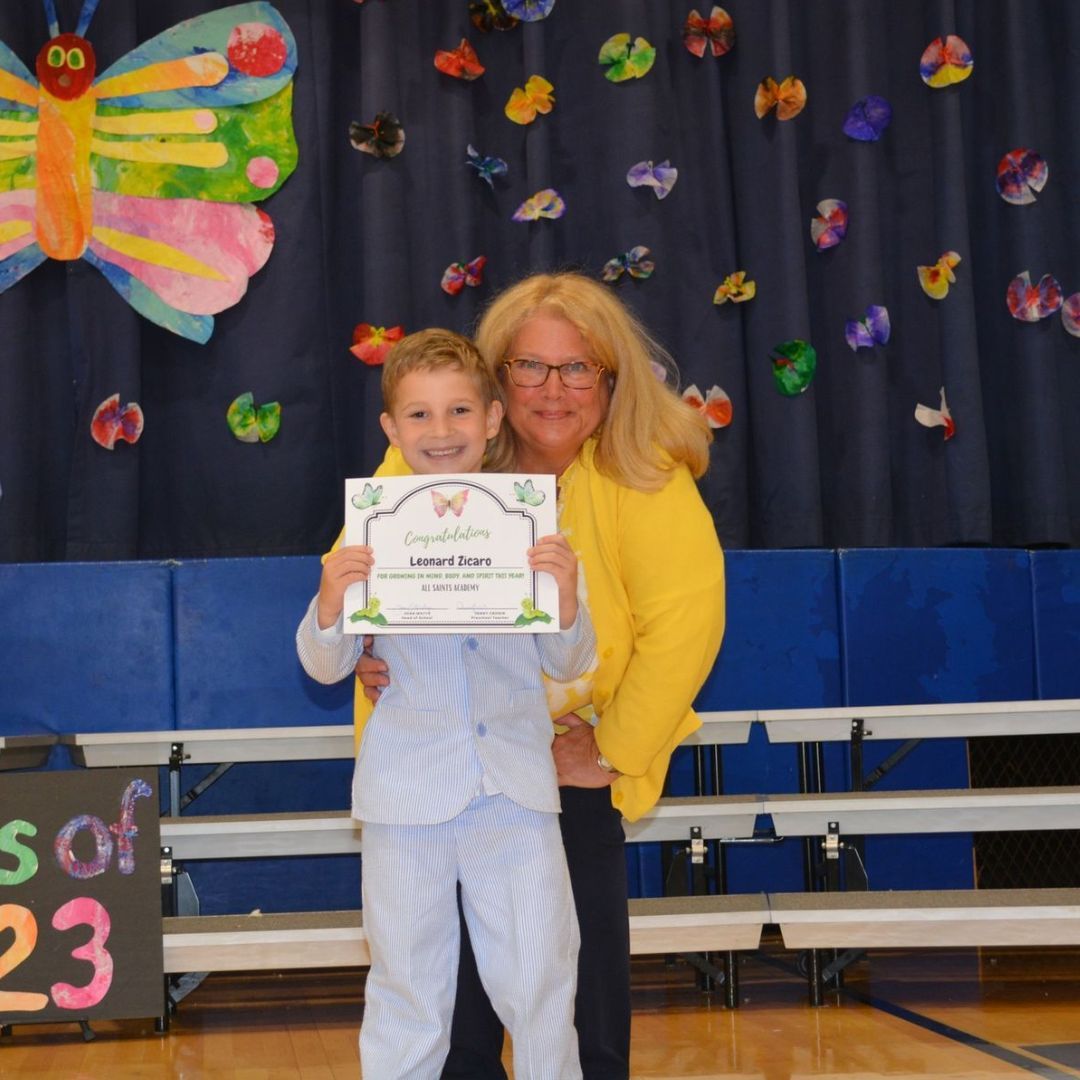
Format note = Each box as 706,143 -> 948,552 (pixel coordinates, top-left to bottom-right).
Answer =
0,769 -> 163,1024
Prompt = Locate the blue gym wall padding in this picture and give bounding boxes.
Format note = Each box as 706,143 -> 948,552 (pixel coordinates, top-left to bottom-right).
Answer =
0,551 -> 1064,910
839,549 -> 1036,890
0,561 -> 173,738
1031,551 -> 1080,699
172,557 -> 355,913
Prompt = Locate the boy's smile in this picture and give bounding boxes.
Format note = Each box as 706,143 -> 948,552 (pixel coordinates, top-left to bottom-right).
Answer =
380,368 -> 503,474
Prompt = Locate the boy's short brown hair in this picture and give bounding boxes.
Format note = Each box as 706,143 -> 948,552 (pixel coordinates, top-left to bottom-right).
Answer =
381,329 -> 502,414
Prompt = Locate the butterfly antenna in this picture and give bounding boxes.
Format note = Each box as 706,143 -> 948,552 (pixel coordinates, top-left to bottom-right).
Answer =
43,0 -> 59,37
75,0 -> 102,37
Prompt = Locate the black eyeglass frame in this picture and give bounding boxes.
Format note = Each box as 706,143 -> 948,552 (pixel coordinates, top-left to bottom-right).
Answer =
501,358 -> 608,390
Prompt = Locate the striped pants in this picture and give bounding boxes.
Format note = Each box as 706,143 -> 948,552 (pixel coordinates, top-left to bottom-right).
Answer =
359,793 -> 582,1079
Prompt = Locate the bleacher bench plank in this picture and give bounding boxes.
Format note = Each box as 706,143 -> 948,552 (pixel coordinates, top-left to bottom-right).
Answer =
162,895 -> 768,973
0,734 -> 55,771
764,787 -> 1080,836
770,888 -> 1080,948
761,698 -> 1080,742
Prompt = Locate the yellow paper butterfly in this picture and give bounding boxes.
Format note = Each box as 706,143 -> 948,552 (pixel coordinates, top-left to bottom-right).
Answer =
504,74 -> 554,124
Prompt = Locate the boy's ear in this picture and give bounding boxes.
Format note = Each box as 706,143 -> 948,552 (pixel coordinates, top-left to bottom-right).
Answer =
485,398 -> 504,440
379,411 -> 400,447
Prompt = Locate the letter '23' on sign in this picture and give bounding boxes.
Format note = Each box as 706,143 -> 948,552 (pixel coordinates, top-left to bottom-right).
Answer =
0,0 -> 298,342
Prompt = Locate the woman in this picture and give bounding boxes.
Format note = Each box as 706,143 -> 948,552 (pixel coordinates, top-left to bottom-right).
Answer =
357,272 -> 726,1078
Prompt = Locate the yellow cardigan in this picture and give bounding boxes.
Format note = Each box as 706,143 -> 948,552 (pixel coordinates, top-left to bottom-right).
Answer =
334,439 -> 726,822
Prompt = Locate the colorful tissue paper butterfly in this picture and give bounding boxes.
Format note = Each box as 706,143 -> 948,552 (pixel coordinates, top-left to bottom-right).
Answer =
432,489 -> 468,517
683,7 -> 734,58
682,384 -> 732,429
843,95 -> 892,141
226,391 -> 280,443
914,387 -> 955,440
0,0 -> 298,345
920,35 -> 973,88
469,0 -> 518,32
434,39 -> 484,80
91,393 -> 143,449
1006,272 -> 1062,322
504,75 -> 553,124
1062,294 -> 1080,338
810,199 -> 848,251
350,322 -> 404,365
845,305 -> 890,351
513,478 -> 545,506
352,482 -> 383,510
770,339 -> 817,396
626,160 -> 677,200
996,148 -> 1048,205
917,251 -> 961,299
512,188 -> 565,222
754,75 -> 806,120
602,246 -> 654,282
503,0 -> 555,20
713,271 -> 755,304
349,112 -> 405,158
466,144 -> 508,188
441,255 -> 487,295
598,33 -> 656,83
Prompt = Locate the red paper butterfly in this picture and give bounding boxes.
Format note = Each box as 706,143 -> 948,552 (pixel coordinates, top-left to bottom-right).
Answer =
434,39 -> 485,80
683,7 -> 734,58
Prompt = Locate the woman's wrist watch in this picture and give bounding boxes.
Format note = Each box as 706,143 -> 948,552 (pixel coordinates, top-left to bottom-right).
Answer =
596,751 -> 619,774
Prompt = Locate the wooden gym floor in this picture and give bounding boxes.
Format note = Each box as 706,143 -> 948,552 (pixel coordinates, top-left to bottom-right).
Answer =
5,940 -> 1080,1078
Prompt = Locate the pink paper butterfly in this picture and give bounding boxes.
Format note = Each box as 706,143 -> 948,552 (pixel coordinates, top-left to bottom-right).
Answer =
432,489 -> 468,517
441,256 -> 487,295
810,199 -> 848,250
91,394 -> 144,450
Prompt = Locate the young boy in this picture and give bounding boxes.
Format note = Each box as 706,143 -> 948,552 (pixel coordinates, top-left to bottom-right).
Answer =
296,329 -> 593,1079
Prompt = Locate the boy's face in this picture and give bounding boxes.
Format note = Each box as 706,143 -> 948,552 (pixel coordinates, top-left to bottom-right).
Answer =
380,368 -> 503,474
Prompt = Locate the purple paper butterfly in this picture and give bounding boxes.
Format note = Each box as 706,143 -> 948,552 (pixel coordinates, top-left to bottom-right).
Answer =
1006,272 -> 1062,322
842,96 -> 892,141
1062,294 -> 1080,338
845,305 -> 890,351
996,148 -> 1048,205
503,0 -> 555,19
626,159 -> 678,200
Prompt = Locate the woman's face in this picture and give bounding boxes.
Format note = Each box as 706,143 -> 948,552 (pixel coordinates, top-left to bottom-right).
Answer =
502,311 -> 611,473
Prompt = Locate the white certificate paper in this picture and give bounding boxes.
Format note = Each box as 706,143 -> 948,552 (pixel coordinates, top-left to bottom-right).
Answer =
343,474 -> 559,634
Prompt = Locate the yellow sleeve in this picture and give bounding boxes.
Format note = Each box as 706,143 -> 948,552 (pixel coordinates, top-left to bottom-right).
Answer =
593,467 -> 726,778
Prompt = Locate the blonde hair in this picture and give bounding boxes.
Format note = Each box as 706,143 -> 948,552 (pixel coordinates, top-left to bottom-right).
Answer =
474,273 -> 711,490
380,328 -> 510,467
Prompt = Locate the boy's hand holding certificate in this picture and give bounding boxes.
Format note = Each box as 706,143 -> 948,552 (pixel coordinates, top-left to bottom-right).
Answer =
344,474 -> 559,633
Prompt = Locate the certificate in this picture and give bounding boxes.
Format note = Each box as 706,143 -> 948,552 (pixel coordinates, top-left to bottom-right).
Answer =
343,473 -> 559,633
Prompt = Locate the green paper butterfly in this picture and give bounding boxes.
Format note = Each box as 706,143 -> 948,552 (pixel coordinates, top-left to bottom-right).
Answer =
352,483 -> 383,510
513,479 -> 546,507
514,597 -> 552,626
227,392 -> 281,443
349,597 -> 388,625
598,33 -> 656,83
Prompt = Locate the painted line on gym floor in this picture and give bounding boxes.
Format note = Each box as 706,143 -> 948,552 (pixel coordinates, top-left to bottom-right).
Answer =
840,984 -> 1080,1080
752,954 -> 1080,1079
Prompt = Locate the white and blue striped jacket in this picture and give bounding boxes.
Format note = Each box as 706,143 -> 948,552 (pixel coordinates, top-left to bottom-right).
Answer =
296,598 -> 597,825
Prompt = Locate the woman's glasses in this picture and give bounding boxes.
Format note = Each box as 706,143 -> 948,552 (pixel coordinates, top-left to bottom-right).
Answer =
502,358 -> 607,390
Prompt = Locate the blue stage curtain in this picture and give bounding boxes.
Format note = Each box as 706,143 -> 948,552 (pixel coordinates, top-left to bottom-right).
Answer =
0,0 -> 1077,559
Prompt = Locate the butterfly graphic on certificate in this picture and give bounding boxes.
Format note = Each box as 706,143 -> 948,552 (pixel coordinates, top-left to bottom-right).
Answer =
431,489 -> 468,518
0,0 -> 298,343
